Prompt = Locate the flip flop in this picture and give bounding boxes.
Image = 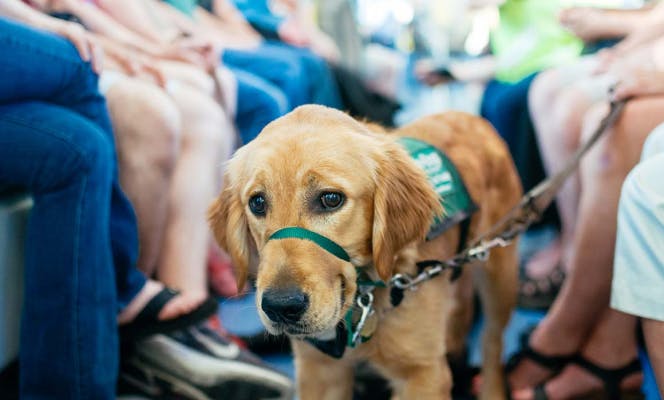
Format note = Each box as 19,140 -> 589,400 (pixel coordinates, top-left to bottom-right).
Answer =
120,287 -> 218,342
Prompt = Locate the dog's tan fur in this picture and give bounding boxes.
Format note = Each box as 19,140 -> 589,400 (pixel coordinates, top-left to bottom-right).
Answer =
209,105 -> 522,400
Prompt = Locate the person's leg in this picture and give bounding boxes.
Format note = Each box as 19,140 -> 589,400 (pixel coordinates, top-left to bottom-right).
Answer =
513,309 -> 641,400
156,82 -> 234,300
0,102 -> 119,399
223,46 -> 307,108
509,97 -> 664,391
480,76 -> 536,150
609,129 -> 664,397
643,320 -> 664,398
232,68 -> 288,144
105,76 -> 182,275
528,60 -> 612,264
0,18 -> 144,305
259,41 -> 343,108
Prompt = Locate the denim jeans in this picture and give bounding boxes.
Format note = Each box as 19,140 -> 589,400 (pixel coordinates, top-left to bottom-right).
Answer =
224,41 -> 343,110
232,68 -> 288,144
0,18 -> 146,399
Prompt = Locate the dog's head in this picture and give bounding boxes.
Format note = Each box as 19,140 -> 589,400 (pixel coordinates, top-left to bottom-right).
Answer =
209,105 -> 441,338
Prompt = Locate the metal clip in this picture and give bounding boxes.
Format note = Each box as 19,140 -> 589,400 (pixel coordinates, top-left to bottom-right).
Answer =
350,292 -> 374,346
390,274 -> 413,290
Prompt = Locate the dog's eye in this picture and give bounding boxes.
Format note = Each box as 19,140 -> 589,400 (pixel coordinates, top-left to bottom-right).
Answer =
320,192 -> 344,211
248,194 -> 267,216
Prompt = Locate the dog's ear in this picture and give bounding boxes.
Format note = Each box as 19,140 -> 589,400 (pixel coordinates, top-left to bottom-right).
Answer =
208,177 -> 255,291
372,141 -> 442,281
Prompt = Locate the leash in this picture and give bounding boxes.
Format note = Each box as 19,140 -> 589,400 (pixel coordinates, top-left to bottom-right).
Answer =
391,99 -> 628,293
266,99 -> 627,356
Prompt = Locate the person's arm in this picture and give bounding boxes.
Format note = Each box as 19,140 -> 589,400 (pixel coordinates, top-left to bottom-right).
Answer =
612,37 -> 664,101
610,2 -> 664,56
559,6 -> 653,42
0,0 -> 101,71
96,0 -> 181,44
58,0 -> 168,54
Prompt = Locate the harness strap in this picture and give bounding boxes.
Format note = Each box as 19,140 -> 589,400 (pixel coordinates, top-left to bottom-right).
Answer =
268,227 -> 351,262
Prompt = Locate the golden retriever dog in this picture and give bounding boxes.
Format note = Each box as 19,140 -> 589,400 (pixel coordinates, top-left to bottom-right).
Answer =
209,105 -> 521,400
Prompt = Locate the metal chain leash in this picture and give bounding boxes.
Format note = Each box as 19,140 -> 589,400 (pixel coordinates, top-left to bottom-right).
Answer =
349,99 -> 627,345
386,99 -> 628,293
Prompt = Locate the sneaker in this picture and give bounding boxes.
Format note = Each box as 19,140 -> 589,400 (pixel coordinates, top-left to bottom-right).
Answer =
118,325 -> 294,399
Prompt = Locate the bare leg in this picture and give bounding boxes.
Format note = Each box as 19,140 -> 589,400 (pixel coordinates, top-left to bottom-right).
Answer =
510,98 -> 664,390
529,68 -> 594,249
105,77 -> 182,275
513,309 -> 641,400
157,82 -> 234,299
643,319 -> 664,398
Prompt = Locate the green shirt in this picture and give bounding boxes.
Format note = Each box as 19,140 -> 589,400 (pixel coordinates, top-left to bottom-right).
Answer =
492,0 -> 630,82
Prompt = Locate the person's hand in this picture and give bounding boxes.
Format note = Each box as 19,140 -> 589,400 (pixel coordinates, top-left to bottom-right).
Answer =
612,68 -> 664,101
109,50 -> 167,87
559,7 -> 606,42
158,36 -> 220,72
47,21 -> 103,73
593,48 -> 612,73
277,19 -> 310,47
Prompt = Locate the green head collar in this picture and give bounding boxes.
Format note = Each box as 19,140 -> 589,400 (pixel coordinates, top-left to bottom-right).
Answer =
268,226 -> 351,263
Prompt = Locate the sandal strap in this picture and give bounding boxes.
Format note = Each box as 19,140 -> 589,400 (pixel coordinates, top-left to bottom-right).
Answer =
133,287 -> 180,324
507,326 -> 575,373
573,355 -> 642,400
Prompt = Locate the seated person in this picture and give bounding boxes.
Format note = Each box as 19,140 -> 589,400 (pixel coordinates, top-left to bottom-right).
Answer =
0,2 -> 217,397
416,0 -> 647,310
527,1 -> 664,302
506,56 -> 664,399
611,123 -> 664,398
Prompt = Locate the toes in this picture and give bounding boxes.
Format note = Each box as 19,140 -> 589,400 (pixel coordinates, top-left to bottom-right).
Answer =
512,388 -> 535,400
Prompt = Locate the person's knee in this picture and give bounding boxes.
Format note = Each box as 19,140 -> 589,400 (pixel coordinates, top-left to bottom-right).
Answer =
554,87 -> 594,151
106,78 -> 181,176
176,87 -> 232,153
529,69 -> 562,124
64,125 -> 115,184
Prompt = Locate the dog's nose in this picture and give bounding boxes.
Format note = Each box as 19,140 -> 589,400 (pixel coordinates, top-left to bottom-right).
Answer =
261,288 -> 309,324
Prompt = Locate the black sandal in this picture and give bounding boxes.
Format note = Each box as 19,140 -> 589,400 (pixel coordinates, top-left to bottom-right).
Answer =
528,356 -> 643,400
120,287 -> 218,342
506,327 -> 575,376
573,355 -> 643,400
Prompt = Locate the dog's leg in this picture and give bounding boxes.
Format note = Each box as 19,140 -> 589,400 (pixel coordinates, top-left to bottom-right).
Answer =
445,264 -> 475,357
473,242 -> 518,400
292,342 -> 354,400
397,360 -> 452,400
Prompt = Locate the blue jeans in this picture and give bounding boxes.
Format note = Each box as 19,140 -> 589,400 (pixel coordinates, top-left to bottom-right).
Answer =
224,41 -> 343,110
0,18 -> 146,399
232,68 -> 288,144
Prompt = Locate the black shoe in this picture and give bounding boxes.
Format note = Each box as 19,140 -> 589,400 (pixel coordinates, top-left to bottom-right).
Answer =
118,325 -> 294,400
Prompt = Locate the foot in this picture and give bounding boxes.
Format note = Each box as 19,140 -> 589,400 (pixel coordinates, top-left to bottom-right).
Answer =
508,323 -> 580,391
522,238 -> 563,281
512,355 -> 642,400
118,280 -> 207,324
519,237 -> 568,310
